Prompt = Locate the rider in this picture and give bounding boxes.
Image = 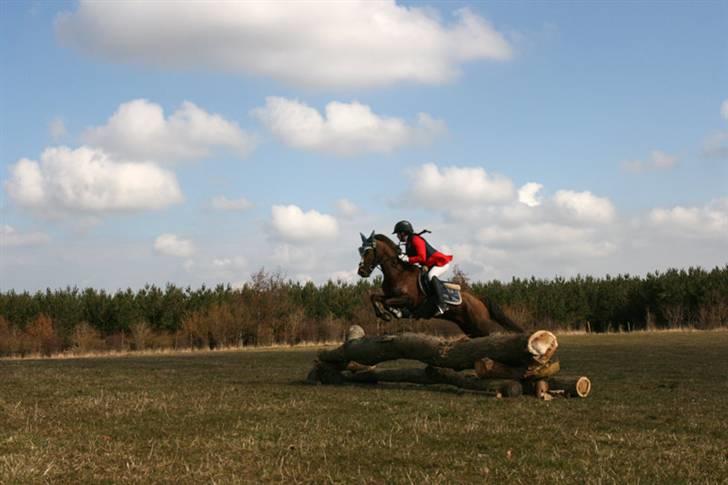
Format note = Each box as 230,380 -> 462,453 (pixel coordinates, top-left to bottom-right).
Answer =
393,220 -> 453,315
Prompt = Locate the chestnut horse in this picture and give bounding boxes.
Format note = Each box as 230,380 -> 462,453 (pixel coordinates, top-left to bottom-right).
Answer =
357,232 -> 524,338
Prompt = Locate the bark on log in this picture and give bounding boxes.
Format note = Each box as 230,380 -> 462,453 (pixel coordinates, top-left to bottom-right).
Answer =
548,376 -> 592,398
474,357 -> 561,380
318,326 -> 557,370
338,364 -> 522,397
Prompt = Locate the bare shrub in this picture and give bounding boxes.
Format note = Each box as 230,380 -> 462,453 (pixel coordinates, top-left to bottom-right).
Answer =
207,303 -> 239,347
105,332 -> 128,352
71,321 -> 105,353
645,308 -> 657,331
181,310 -> 209,349
503,304 -> 536,329
150,331 -> 175,349
0,316 -> 20,356
450,265 -> 470,291
130,321 -> 153,350
313,313 -> 341,342
663,304 -> 685,329
284,307 -> 306,345
25,314 -> 62,356
697,301 -> 728,329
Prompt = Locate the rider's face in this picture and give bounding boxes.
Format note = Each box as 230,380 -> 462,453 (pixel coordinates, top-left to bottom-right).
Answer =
397,232 -> 408,242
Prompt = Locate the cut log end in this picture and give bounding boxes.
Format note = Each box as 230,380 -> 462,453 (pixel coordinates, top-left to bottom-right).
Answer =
549,376 -> 592,398
573,376 -> 592,397
527,330 -> 558,363
346,325 -> 366,342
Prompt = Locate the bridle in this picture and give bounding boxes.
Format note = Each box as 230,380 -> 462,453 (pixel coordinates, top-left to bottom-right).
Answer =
358,238 -> 378,277
358,233 -> 405,277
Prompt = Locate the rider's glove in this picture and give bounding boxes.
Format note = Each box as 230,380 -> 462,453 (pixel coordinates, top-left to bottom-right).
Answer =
398,254 -> 409,263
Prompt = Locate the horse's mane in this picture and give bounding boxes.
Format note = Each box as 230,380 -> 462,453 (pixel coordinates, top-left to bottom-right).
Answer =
373,234 -> 400,254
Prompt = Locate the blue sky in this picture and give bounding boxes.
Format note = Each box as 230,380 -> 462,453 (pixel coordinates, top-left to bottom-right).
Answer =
1,0 -> 726,291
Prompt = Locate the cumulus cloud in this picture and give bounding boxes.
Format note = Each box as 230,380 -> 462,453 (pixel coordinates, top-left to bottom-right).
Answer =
252,97 -> 445,156
622,150 -> 678,173
83,99 -> 255,162
210,195 -> 253,211
553,190 -> 616,224
0,225 -> 50,247
403,163 -> 514,209
648,198 -> 728,238
4,146 -> 183,216
336,198 -> 359,217
154,234 -> 195,258
517,182 -> 543,207
271,204 -> 338,242
56,2 -> 513,89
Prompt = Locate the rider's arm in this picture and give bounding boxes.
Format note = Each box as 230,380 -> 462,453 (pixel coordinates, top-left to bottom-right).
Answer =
407,235 -> 427,264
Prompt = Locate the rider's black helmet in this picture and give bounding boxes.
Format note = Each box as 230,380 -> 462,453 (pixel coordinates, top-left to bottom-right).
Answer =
392,220 -> 414,235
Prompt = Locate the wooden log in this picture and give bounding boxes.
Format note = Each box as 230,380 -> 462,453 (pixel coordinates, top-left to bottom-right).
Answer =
341,365 -> 522,397
318,326 -> 557,370
522,379 -> 551,399
548,376 -> 592,398
474,357 -> 561,380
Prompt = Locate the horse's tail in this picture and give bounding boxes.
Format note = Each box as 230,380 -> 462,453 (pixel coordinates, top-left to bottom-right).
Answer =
481,294 -> 525,333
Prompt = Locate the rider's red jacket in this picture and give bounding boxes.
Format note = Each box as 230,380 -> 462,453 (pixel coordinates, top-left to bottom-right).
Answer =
405,234 -> 453,267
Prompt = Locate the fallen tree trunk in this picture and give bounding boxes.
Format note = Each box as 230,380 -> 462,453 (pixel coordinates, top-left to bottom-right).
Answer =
346,365 -> 522,397
318,326 -> 557,370
474,357 -> 561,380
308,362 -> 522,397
548,376 -> 592,398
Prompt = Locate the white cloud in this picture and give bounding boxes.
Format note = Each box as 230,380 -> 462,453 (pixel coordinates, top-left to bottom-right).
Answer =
252,97 -> 445,156
648,198 -> 728,238
517,182 -> 543,207
721,99 -> 728,120
404,163 -> 515,209
56,2 -> 512,89
210,195 -> 253,211
271,204 -> 338,242
553,190 -> 616,224
4,146 -> 183,216
0,225 -> 50,247
154,234 -> 195,258
336,198 -> 359,217
83,99 -> 255,162
622,150 -> 678,173
49,117 -> 66,141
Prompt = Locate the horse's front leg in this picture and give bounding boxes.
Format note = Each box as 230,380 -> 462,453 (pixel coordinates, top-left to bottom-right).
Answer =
369,290 -> 392,321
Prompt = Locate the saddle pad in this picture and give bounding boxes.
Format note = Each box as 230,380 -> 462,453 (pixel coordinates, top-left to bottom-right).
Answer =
442,282 -> 462,305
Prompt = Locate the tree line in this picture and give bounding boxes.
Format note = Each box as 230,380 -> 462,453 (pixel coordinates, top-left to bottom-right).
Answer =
1,266 -> 726,356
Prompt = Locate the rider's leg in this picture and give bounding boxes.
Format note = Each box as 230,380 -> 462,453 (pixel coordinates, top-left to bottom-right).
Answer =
428,264 -> 451,315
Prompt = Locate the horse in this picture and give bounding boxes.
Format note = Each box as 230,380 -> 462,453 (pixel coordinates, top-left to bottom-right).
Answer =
357,232 -> 524,338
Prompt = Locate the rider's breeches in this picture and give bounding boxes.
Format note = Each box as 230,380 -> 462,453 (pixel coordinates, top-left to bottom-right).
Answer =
428,263 -> 450,281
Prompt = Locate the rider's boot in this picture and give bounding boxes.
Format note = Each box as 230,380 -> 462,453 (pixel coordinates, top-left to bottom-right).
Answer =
431,276 -> 448,316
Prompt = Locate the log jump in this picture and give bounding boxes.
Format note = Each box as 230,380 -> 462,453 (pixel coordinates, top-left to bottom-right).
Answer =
307,325 -> 591,399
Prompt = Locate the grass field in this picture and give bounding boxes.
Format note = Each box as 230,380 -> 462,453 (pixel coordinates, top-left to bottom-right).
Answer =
2,331 -> 727,484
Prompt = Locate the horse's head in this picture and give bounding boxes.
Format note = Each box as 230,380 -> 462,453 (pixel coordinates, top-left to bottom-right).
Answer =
357,231 -> 378,277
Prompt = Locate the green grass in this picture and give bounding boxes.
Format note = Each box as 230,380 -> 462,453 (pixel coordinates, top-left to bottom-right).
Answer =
2,331 -> 727,484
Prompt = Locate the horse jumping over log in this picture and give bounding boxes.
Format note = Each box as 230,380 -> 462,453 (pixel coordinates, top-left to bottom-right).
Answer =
357,232 -> 525,338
